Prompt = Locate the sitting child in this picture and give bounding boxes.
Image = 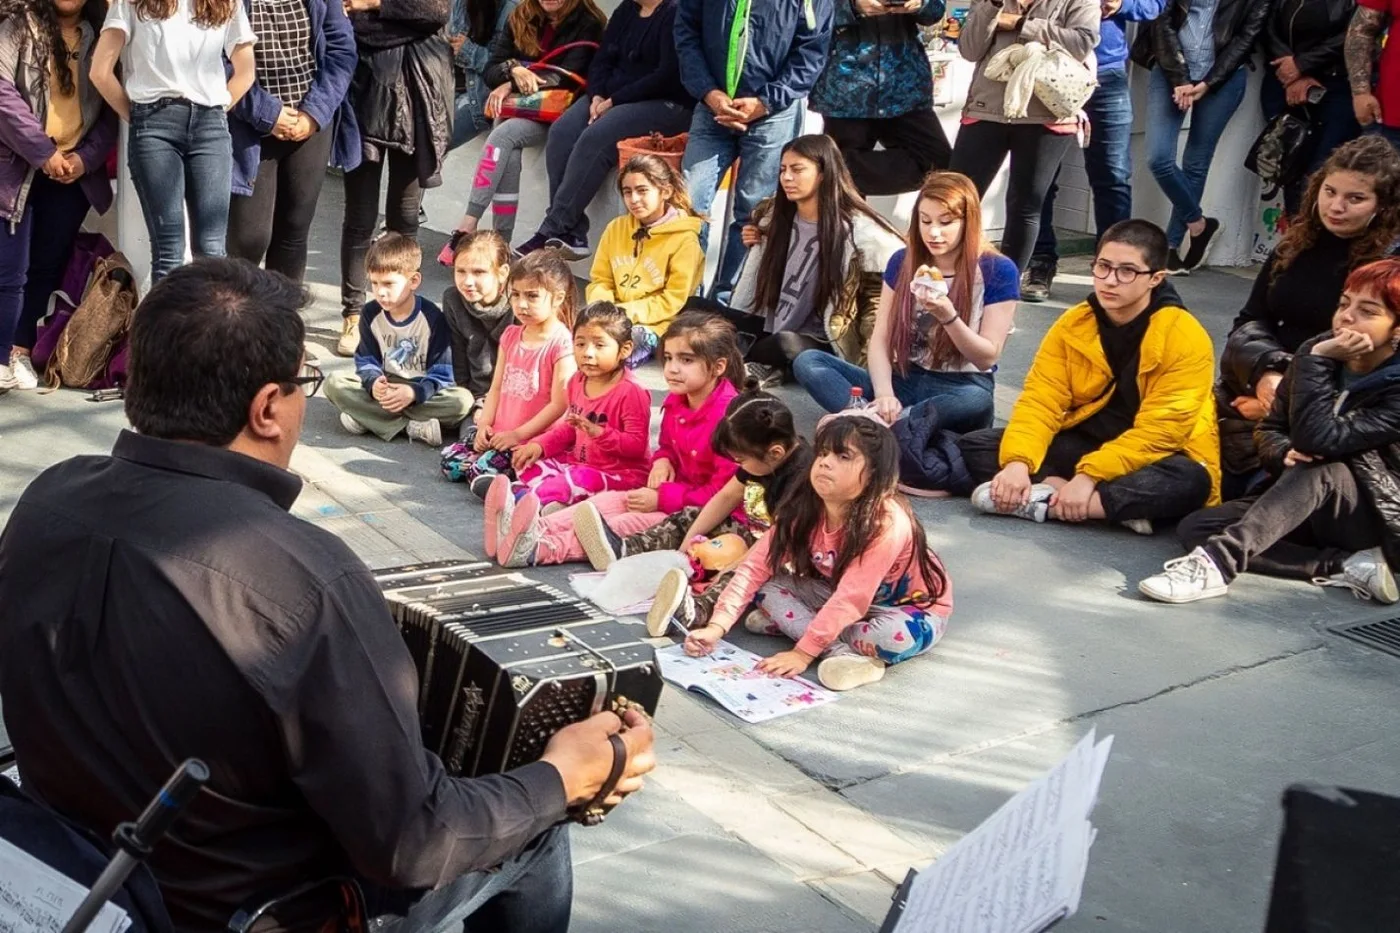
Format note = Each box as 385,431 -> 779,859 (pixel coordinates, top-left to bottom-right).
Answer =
958,220 -> 1219,534
587,154 -> 705,368
441,250 -> 577,493
487,311 -> 745,568
1140,259 -> 1400,605
442,231 -> 513,411
326,234 -> 473,446
685,412 -> 953,692
484,302 -> 652,540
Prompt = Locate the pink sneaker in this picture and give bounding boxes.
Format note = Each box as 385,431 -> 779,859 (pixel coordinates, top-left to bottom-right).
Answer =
500,492 -> 541,568
437,240 -> 457,268
483,474 -> 512,559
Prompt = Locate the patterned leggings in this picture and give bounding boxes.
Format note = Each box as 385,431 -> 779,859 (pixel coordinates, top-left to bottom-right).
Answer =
751,575 -> 947,665
515,458 -> 630,508
440,426 -> 513,483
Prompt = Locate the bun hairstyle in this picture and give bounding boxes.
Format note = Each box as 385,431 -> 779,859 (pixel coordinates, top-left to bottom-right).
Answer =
711,380 -> 799,460
574,300 -> 635,348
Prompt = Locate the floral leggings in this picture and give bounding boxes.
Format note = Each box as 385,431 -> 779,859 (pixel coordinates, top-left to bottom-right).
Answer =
515,458 -> 630,508
751,576 -> 947,665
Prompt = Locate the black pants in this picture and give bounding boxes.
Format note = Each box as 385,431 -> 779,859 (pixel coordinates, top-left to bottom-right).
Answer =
823,108 -> 951,197
340,148 -> 422,316
227,128 -> 335,282
950,121 -> 1075,273
959,427 -> 1213,523
1179,460 -> 1384,583
686,297 -> 830,367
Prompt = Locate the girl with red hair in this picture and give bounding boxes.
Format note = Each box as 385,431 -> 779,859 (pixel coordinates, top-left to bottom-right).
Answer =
1142,258 -> 1400,605
791,171 -> 1019,434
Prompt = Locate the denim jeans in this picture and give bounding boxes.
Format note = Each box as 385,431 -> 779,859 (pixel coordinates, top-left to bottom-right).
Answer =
127,98 -> 232,281
1145,65 -> 1247,248
791,349 -> 995,434
682,101 -> 803,301
539,97 -> 692,241
451,73 -> 492,150
0,172 -> 92,357
1034,67 -> 1134,263
1259,70 -> 1361,217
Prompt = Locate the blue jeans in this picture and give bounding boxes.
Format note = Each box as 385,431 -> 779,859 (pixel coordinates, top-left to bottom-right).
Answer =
792,349 -> 995,434
1034,67 -> 1134,263
682,101 -> 802,301
0,172 -> 92,357
540,96 -> 692,241
452,74 -> 492,150
127,99 -> 232,280
1145,66 -> 1248,248
1260,70 -> 1361,216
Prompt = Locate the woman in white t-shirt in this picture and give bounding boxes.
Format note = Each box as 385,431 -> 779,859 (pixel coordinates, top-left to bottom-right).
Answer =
90,0 -> 256,281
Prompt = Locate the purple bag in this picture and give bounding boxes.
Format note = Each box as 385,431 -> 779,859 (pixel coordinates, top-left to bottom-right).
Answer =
32,232 -> 115,370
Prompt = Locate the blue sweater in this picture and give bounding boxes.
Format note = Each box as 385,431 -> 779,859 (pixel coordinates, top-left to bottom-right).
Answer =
589,0 -> 692,106
1098,0 -> 1168,72
674,0 -> 834,115
354,296 -> 457,404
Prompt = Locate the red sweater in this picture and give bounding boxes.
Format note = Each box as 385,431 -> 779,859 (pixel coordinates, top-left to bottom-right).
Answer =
652,380 -> 740,513
536,371 -> 652,485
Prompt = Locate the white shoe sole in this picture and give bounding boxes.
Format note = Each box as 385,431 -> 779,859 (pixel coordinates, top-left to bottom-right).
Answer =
646,569 -> 688,637
1373,560 -> 1399,604
1137,580 -> 1228,604
817,656 -> 886,691
573,503 -> 618,571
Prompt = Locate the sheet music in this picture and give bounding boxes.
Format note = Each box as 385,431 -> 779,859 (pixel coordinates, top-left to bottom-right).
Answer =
0,838 -> 131,933
893,730 -> 1113,933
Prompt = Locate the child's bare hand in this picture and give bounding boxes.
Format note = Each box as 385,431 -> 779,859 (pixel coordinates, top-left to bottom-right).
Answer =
740,224 -> 763,247
567,412 -> 604,437
371,375 -> 389,400
647,459 -> 674,488
473,424 -> 493,452
683,623 -> 724,656
512,442 -> 543,471
626,487 -> 660,512
756,648 -> 815,678
490,429 -> 522,451
380,383 -> 416,414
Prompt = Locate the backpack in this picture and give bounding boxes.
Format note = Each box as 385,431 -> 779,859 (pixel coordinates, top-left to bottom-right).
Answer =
31,232 -> 115,372
1244,110 -> 1317,201
43,252 -> 137,390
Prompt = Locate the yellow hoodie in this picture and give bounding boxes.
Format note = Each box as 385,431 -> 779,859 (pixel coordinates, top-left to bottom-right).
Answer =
586,211 -> 705,335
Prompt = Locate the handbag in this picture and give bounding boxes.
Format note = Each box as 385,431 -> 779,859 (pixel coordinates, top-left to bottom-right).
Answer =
1245,109 -> 1317,200
616,131 -> 689,173
495,41 -> 598,124
984,41 -> 1097,120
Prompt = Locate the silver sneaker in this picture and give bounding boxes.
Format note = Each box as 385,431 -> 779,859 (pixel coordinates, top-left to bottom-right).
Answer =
1314,547 -> 1400,604
1138,547 -> 1228,604
339,412 -> 369,435
9,352 -> 38,390
970,481 -> 1053,522
406,418 -> 442,446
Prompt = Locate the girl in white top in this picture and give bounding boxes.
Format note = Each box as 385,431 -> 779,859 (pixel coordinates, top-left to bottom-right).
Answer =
91,0 -> 256,281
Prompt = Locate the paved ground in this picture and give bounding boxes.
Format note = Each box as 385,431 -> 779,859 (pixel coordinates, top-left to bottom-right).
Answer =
3,168 -> 1400,933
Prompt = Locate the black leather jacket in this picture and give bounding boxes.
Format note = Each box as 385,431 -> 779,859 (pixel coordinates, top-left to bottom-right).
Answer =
1262,0 -> 1355,81
1131,0 -> 1274,88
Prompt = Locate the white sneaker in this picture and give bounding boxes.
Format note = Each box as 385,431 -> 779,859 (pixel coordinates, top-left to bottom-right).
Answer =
1121,518 -> 1155,536
0,364 -> 16,390
743,608 -> 777,634
646,567 -> 694,637
1314,547 -> 1400,604
1138,547 -> 1228,603
339,412 -> 369,435
818,655 -> 886,691
970,481 -> 1053,522
9,352 -> 38,390
406,418 -> 442,446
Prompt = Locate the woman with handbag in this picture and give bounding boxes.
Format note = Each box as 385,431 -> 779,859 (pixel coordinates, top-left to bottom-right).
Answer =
948,0 -> 1100,276
1215,136 -> 1400,498
443,0 -> 605,254
513,0 -> 693,259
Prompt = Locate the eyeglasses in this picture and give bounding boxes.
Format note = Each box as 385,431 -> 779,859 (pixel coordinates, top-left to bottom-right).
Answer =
1091,259 -> 1155,284
284,359 -> 324,398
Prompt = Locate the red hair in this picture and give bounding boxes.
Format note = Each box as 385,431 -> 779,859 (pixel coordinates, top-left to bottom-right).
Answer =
1343,258 -> 1400,318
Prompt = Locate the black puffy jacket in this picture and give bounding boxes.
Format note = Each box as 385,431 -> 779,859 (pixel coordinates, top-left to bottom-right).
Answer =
1257,337 -> 1400,565
1131,0 -> 1273,89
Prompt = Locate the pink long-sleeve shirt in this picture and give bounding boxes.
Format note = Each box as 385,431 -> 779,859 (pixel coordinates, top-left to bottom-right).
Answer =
536,371 -> 652,486
652,380 -> 740,513
710,501 -> 954,657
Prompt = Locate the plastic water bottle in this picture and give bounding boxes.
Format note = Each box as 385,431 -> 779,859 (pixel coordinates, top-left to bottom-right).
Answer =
845,386 -> 867,410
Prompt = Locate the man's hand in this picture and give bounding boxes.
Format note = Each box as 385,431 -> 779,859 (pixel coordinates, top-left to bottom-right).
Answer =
1230,395 -> 1269,421
704,89 -> 744,124
1286,77 -> 1323,107
996,11 -> 1023,30
1284,448 -> 1319,468
1100,0 -> 1121,17
757,648 -> 815,678
988,461 -> 1033,513
626,487 -> 660,512
1174,83 -> 1207,110
512,442 -> 544,471
853,0 -> 889,15
1255,371 -> 1283,410
1272,55 -> 1301,86
379,383 -> 416,414
1049,474 -> 1097,523
871,394 -> 902,424
273,105 -> 300,140
647,458 -> 674,488
540,708 -> 656,808
684,622 -> 725,656
1313,328 -> 1375,360
728,97 -> 767,125
1354,92 -> 1383,126
291,111 -> 318,141
56,152 -> 86,182
41,150 -> 69,180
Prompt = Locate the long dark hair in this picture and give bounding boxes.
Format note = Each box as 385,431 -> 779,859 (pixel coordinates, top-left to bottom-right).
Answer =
765,416 -> 947,602
661,310 -> 744,390
619,154 -> 699,218
752,134 -> 902,319
711,379 -> 799,460
0,0 -> 105,96
1274,135 -> 1400,279
468,0 -> 500,47
133,0 -> 236,27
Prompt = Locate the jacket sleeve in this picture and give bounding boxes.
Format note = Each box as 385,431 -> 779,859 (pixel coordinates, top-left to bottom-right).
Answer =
607,4 -> 683,104
1220,321 -> 1292,398
1203,0 -> 1271,89
0,78 -> 58,168
355,308 -> 386,391
1288,353 -> 1400,458
674,0 -> 717,101
536,420 -> 578,458
656,454 -> 740,513
1076,316 -> 1216,484
298,0 -> 358,132
484,23 -> 523,87
1263,1 -> 1289,59
916,0 -> 947,28
958,0 -> 1004,63
588,383 -> 651,462
1150,14 -> 1190,86
618,237 -> 705,327
757,0 -> 834,114
1255,366 -> 1294,474
442,290 -> 473,390
1295,28 -> 1347,77
71,105 -> 118,174
998,322 -> 1075,472
586,236 -> 619,302
585,9 -> 623,95
1019,0 -> 1100,62
1118,0 -> 1167,22
550,15 -> 604,82
411,312 -> 457,403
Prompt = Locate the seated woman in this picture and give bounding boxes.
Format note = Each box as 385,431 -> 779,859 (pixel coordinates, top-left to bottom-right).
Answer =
792,170 -> 1017,434
1217,136 -> 1400,498
959,220 -> 1219,534
691,133 -> 904,388
514,0 -> 693,257
1141,258 -> 1400,605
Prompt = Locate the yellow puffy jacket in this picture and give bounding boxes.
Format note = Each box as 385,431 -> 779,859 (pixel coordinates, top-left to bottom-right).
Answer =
586,212 -> 705,335
999,298 -> 1222,505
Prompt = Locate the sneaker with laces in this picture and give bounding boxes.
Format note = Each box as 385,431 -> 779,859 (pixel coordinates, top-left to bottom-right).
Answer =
513,232 -> 550,258
818,655 -> 886,691
1021,258 -> 1056,303
646,567 -> 696,637
0,363 -> 16,390
1138,547 -> 1229,603
574,501 -> 625,570
743,608 -> 778,635
406,418 -> 442,446
339,412 -> 369,435
744,361 -> 783,389
1121,518 -> 1154,536
499,492 -> 541,568
337,314 -> 360,357
9,352 -> 38,390
470,472 -> 497,501
544,234 -> 589,261
1314,547 -> 1400,604
970,481 -> 1053,522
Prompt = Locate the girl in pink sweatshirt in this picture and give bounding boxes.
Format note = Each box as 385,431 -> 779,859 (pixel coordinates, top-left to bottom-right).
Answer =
492,310 -> 745,568
685,412 -> 954,692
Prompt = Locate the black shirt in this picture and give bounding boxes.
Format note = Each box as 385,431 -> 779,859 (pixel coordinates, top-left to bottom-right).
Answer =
0,432 -> 566,932
1077,296 -> 1158,444
1232,229 -> 1355,362
734,439 -> 812,529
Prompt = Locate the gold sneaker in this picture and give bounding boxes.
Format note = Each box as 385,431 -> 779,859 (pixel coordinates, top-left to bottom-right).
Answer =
337,314 -> 360,357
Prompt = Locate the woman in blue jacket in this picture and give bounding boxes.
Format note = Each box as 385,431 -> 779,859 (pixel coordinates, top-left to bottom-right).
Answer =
225,0 -> 359,282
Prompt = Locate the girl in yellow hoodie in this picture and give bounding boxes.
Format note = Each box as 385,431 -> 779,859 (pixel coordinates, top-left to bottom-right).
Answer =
587,154 -> 704,367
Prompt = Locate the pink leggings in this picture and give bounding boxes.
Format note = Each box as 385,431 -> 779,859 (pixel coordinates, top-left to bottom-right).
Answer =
534,490 -> 668,564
